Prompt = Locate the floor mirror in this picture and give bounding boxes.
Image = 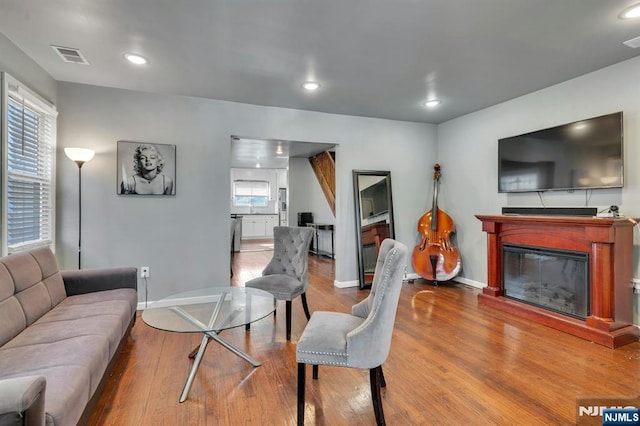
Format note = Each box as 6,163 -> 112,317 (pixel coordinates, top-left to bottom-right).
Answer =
352,170 -> 395,289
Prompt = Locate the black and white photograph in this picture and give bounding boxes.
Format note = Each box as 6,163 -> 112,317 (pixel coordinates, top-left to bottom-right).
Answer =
117,141 -> 176,196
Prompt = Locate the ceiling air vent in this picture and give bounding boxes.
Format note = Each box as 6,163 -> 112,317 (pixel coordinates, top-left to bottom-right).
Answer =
51,45 -> 89,65
623,36 -> 640,49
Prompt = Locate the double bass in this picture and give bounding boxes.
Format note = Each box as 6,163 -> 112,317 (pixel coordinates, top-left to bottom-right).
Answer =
412,164 -> 462,283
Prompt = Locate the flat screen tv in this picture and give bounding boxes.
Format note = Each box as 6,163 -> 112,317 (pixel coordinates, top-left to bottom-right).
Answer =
498,112 -> 623,193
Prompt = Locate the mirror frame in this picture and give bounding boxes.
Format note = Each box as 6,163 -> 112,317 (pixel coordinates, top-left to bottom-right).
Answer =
352,170 -> 395,289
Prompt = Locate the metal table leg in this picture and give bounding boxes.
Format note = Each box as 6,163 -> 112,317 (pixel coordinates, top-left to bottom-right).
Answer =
170,296 -> 262,403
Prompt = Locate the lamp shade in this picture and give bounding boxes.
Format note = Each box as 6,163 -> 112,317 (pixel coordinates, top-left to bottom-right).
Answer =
64,147 -> 95,163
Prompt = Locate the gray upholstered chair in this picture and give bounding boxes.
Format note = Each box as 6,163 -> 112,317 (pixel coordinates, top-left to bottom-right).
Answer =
296,238 -> 408,426
245,226 -> 315,340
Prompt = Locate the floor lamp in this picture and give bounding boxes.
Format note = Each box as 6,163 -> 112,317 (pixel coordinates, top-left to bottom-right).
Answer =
64,147 -> 95,269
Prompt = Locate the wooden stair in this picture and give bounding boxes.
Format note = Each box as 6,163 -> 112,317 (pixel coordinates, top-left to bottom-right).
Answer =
309,151 -> 335,216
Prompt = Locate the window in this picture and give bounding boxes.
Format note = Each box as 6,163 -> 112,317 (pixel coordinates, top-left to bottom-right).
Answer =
233,180 -> 269,207
2,73 -> 57,254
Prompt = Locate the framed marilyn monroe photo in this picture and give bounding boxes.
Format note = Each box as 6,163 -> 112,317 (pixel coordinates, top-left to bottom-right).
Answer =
117,141 -> 176,196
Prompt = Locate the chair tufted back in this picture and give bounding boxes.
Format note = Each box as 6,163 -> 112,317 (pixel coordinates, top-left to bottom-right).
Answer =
352,238 -> 400,319
347,238 -> 408,368
263,226 -> 314,290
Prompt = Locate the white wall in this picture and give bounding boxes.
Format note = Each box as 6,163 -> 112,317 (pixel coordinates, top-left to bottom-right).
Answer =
437,55 -> 640,323
56,82 -> 436,302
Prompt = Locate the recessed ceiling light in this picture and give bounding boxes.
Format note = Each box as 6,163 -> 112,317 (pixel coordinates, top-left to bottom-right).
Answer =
424,99 -> 441,108
302,81 -> 321,91
256,162 -> 261,168
124,53 -> 148,65
620,3 -> 640,19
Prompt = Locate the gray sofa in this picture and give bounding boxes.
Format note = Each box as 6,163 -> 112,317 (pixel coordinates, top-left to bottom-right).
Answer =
0,248 -> 137,426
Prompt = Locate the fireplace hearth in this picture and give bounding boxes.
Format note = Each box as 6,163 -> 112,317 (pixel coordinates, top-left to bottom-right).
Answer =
476,214 -> 639,348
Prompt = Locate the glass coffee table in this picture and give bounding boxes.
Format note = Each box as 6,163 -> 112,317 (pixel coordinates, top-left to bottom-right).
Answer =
142,286 -> 275,402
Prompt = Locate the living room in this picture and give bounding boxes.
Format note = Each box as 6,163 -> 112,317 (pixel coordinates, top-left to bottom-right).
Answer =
1,1 -> 640,424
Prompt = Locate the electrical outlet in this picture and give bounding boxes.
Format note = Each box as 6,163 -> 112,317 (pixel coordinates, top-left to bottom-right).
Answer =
140,266 -> 150,278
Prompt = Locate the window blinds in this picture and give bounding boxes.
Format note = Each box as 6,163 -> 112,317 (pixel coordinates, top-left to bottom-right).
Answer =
3,74 -> 57,254
234,180 -> 269,197
233,180 -> 269,207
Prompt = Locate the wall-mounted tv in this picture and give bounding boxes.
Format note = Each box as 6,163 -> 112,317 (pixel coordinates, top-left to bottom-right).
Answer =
498,112 -> 623,193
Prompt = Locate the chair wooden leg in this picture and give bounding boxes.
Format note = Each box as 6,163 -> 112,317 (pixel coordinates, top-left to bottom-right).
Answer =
245,323 -> 250,332
312,364 -> 319,380
370,366 -> 386,426
298,363 -> 306,426
301,293 -> 311,320
286,300 -> 292,340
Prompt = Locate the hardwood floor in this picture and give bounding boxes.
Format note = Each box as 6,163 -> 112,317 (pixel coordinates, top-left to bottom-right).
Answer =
89,245 -> 640,425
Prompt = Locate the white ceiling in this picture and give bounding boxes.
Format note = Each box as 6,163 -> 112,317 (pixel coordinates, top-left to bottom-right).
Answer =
2,1 -> 640,166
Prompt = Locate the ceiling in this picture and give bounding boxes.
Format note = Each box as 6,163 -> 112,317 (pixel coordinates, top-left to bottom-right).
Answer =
230,137 -> 334,169
1,1 -> 640,167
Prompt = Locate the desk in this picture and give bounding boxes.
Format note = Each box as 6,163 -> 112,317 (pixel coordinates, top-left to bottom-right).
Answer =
142,287 -> 275,402
306,223 -> 334,258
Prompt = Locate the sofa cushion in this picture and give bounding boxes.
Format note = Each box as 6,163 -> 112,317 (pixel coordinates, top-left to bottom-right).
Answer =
0,248 -> 67,347
0,335 -> 110,392
0,297 -> 26,348
3,288 -> 136,354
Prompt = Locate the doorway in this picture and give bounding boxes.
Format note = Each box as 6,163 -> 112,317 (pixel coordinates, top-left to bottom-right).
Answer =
229,136 -> 336,279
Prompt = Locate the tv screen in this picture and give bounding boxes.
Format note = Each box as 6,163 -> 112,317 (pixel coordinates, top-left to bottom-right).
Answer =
498,112 -> 623,193
360,179 -> 389,218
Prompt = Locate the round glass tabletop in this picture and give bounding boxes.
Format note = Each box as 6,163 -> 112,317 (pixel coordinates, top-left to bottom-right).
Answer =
141,286 -> 275,333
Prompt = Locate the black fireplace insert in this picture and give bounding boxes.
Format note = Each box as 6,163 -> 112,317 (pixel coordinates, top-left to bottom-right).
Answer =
502,244 -> 589,320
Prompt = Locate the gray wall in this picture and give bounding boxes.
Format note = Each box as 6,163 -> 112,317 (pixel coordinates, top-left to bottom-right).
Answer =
289,157 -> 335,258
0,33 -> 56,104
56,82 -> 436,301
437,55 -> 640,323
289,157 -> 334,226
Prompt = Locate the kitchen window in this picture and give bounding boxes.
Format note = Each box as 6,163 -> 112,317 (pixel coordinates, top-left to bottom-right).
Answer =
233,180 -> 269,207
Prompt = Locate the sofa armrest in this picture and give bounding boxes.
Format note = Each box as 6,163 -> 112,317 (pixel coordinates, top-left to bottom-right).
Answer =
0,376 -> 46,426
61,267 -> 137,296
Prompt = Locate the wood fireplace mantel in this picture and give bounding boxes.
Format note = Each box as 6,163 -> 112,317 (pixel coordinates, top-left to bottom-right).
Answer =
476,214 -> 639,348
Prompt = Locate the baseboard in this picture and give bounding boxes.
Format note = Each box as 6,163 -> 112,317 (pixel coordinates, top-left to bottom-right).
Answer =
404,272 -> 486,289
137,293 -> 231,310
453,276 -> 486,289
404,272 -> 422,281
502,207 -> 597,216
334,280 -> 359,288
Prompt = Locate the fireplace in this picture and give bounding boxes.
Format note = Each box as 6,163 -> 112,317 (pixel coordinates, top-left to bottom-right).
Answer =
502,244 -> 589,320
476,214 -> 639,348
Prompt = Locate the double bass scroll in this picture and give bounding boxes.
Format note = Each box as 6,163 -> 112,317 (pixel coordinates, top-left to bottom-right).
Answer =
411,164 -> 462,283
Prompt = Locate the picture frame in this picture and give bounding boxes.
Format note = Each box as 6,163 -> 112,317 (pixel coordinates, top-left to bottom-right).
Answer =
117,141 -> 176,196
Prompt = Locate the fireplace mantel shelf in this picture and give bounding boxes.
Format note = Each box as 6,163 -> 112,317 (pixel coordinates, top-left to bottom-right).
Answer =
476,214 -> 639,348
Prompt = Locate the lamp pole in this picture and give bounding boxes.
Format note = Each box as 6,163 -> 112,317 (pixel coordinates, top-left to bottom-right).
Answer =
64,148 -> 95,269
75,160 -> 85,269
